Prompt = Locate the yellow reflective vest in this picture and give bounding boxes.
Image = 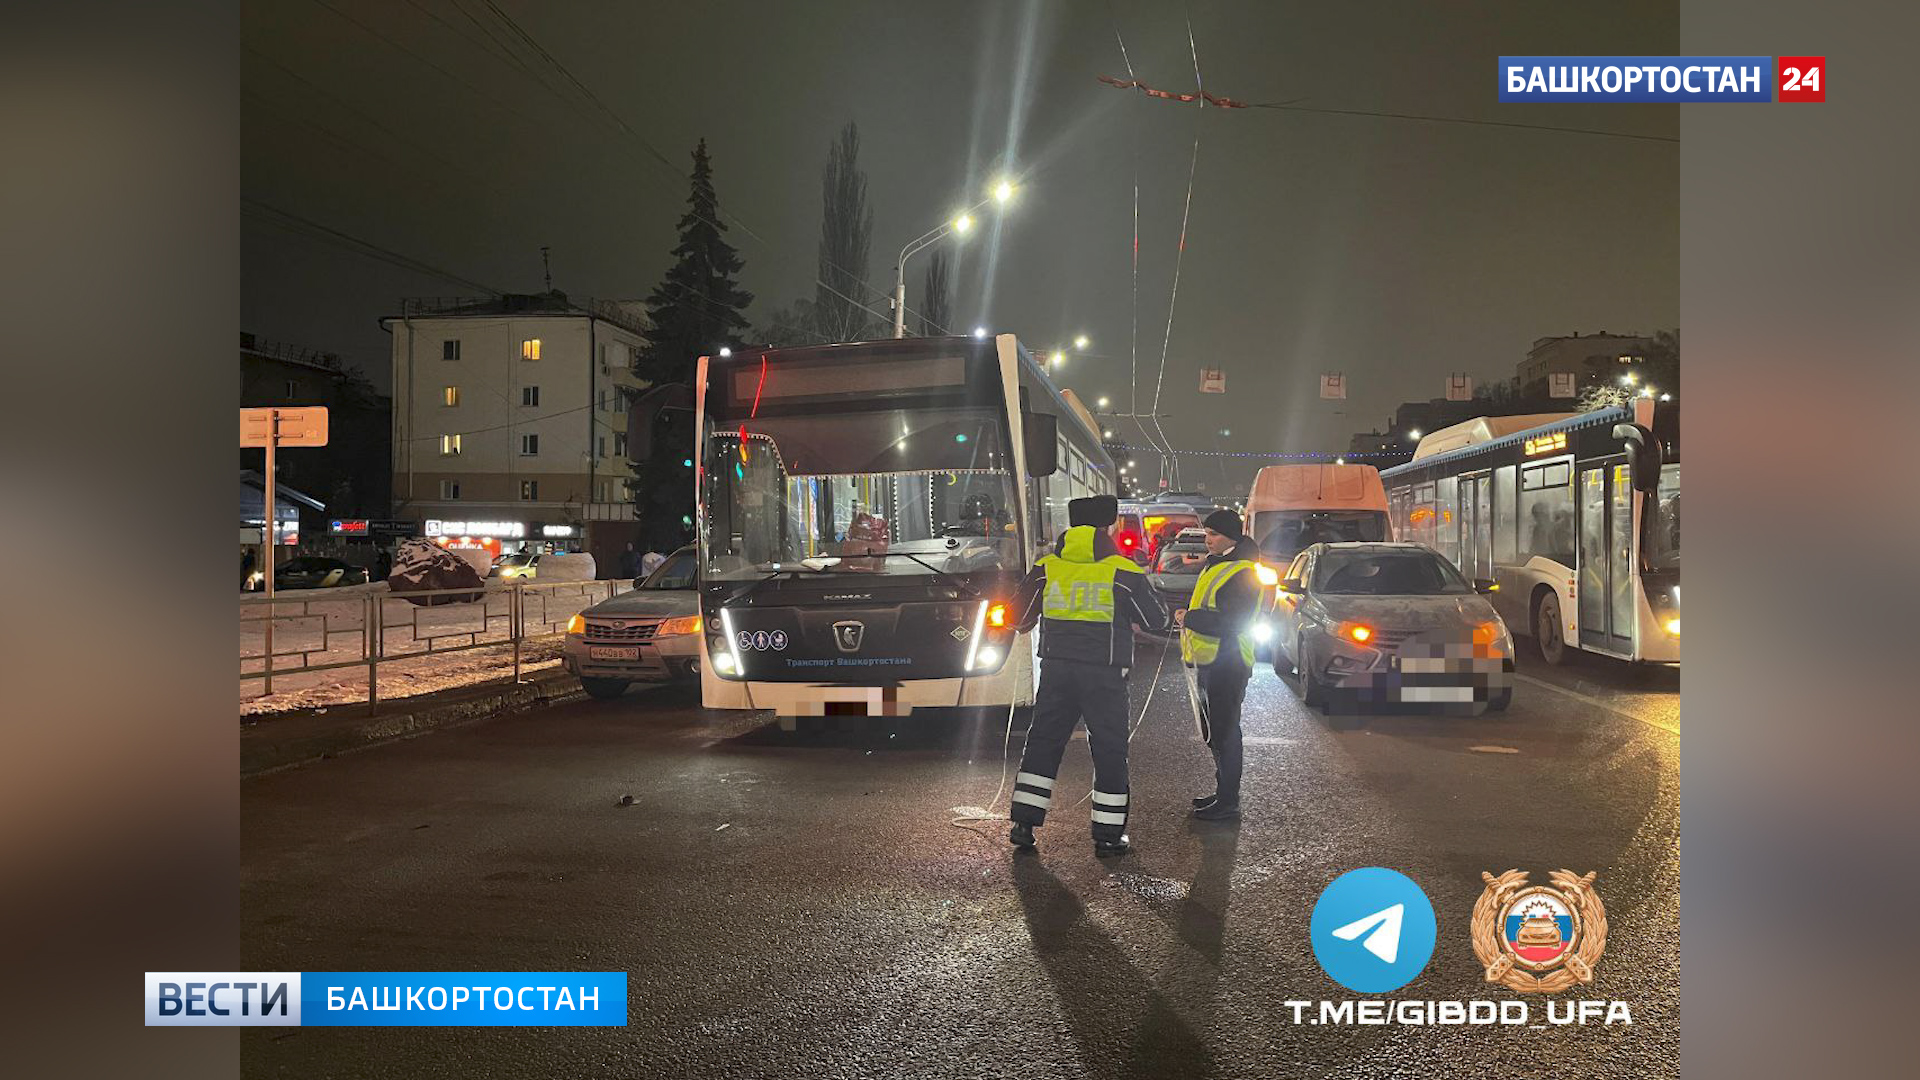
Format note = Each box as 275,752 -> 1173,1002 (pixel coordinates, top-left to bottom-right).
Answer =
1181,559 -> 1257,667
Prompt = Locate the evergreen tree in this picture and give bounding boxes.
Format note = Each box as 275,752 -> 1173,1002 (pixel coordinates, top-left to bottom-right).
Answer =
638,139 -> 753,385
814,122 -> 874,342
633,139 -> 752,548
918,251 -> 951,336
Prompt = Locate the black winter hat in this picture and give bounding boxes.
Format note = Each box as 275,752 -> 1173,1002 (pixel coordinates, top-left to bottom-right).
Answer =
1069,495 -> 1119,528
1203,508 -> 1244,540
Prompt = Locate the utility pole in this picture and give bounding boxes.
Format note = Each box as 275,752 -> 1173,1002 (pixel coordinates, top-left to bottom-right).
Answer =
541,246 -> 552,292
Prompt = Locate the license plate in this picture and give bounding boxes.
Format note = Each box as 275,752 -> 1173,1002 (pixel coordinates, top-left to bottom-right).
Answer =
1398,657 -> 1449,673
1399,686 -> 1474,703
588,646 -> 640,661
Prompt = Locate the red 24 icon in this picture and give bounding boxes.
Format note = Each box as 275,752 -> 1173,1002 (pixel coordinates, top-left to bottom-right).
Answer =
1778,56 -> 1825,103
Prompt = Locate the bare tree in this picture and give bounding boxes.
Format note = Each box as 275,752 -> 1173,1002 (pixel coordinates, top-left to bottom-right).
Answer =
815,122 -> 874,342
917,250 -> 951,336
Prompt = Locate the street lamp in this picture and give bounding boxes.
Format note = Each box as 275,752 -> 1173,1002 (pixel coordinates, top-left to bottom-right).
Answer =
1219,428 -> 1231,437
972,326 -> 989,339
718,347 -> 732,358
1049,351 -> 1065,368
1621,373 -> 1638,386
1659,392 -> 1672,402
1408,428 -> 1423,441
894,178 -> 1017,339
1097,396 -> 1110,409
1074,335 -> 1090,350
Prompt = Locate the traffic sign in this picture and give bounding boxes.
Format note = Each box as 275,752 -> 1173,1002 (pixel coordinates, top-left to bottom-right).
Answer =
241,407 -> 329,447
1199,367 -> 1226,394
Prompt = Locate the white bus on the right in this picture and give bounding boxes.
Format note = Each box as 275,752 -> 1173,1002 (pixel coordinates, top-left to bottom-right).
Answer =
1380,403 -> 1678,666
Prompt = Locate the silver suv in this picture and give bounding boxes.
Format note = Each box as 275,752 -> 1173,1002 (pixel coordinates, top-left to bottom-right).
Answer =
562,545 -> 702,699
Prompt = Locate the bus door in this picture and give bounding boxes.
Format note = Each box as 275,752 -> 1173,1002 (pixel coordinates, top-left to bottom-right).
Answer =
1577,460 -> 1636,655
1458,472 -> 1492,579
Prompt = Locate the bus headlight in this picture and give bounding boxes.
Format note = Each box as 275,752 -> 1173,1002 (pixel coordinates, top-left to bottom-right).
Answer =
712,651 -> 738,674
973,646 -> 1002,671
1250,621 -> 1274,643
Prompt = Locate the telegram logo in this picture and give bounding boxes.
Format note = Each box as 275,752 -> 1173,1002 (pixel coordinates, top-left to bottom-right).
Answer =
1309,868 -> 1438,994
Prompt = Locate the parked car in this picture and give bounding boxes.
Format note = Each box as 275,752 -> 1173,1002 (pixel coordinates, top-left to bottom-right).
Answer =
491,552 -> 541,580
268,556 -> 369,591
1271,542 -> 1514,716
561,545 -> 701,699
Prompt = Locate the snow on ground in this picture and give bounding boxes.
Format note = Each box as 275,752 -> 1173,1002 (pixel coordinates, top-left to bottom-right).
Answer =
239,579 -> 629,717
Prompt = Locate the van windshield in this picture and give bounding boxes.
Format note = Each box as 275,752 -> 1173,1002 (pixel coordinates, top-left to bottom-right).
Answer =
1254,510 -> 1389,562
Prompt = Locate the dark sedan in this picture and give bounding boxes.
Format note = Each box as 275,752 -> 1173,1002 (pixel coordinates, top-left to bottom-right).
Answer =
271,556 -> 369,590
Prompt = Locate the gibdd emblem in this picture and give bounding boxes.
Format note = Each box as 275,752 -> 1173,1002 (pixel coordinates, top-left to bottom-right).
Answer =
1470,869 -> 1608,994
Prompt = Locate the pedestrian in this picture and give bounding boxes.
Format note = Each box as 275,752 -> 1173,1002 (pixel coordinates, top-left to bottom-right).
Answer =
1180,508 -> 1262,822
640,548 -> 667,577
240,547 -> 256,590
374,548 -> 391,582
1006,494 -> 1167,856
618,541 -> 640,580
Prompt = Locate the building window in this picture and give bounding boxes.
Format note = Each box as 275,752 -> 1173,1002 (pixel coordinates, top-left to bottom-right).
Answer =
521,338 -> 541,361
284,380 -> 299,399
521,385 -> 540,407
442,339 -> 460,361
613,432 -> 627,457
520,433 -> 539,456
443,385 -> 459,407
613,389 -> 626,414
598,436 -> 606,459
520,480 -> 538,501
441,434 -> 461,456
440,480 -> 460,499
628,344 -> 641,368
597,389 -> 608,412
596,481 -> 607,502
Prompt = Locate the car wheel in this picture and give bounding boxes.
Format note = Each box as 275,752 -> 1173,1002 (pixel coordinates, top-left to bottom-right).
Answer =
1296,636 -> 1327,708
1489,685 -> 1514,712
580,676 -> 629,700
1533,590 -> 1568,666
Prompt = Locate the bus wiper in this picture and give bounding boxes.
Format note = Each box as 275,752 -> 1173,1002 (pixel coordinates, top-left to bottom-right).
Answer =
717,565 -> 821,606
844,548 -> 982,597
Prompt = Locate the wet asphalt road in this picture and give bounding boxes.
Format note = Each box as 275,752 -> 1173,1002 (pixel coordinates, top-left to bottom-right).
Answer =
240,640 -> 1679,1079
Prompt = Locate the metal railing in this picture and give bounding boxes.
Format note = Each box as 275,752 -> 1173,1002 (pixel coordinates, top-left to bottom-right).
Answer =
239,579 -> 633,710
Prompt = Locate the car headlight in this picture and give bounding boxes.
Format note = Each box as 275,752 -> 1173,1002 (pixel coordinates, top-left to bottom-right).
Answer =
1250,621 -> 1274,643
1254,563 -> 1280,587
565,614 -> 586,635
1664,617 -> 1679,636
657,614 -> 703,636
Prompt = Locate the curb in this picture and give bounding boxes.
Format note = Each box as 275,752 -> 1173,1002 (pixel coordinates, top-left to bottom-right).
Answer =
241,670 -> 585,777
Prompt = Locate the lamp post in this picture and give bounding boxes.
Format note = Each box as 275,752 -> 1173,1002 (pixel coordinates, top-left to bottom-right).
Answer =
893,179 -> 1016,339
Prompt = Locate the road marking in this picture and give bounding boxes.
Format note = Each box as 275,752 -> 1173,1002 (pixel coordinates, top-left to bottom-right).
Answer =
1514,673 -> 1679,736
1243,736 -> 1296,746
1470,745 -> 1520,754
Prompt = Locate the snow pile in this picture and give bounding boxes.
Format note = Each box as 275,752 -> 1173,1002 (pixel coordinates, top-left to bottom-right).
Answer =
387,538 -> 486,606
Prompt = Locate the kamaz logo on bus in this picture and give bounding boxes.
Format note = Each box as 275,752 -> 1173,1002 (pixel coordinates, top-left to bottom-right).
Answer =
833,621 -> 865,652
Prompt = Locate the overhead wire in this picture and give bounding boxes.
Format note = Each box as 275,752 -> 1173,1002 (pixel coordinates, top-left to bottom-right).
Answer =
1245,100 -> 1680,144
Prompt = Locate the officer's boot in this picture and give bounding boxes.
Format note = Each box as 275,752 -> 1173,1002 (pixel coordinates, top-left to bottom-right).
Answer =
1093,834 -> 1131,857
1008,822 -> 1036,849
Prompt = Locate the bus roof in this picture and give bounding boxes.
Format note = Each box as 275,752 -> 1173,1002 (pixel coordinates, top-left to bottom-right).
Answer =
1247,464 -> 1387,512
1409,413 -> 1578,461
1382,407 -> 1633,478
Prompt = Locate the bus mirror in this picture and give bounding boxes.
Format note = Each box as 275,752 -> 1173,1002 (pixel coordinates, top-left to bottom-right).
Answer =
1023,410 -> 1059,476
1612,422 -> 1664,494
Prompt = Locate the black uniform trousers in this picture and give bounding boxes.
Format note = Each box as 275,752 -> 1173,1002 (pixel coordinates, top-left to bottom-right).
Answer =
1196,661 -> 1250,807
1009,658 -> 1132,841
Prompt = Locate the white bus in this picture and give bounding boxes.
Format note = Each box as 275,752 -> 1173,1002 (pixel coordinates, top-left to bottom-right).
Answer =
693,335 -> 1115,718
1379,404 -> 1679,665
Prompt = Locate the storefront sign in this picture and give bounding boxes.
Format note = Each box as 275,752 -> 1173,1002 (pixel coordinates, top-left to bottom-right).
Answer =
425,520 -> 525,539
541,525 -> 576,538
329,519 -> 370,536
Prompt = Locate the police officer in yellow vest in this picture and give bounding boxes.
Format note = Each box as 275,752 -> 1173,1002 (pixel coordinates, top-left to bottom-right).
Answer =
1180,509 -> 1261,821
1006,495 -> 1167,855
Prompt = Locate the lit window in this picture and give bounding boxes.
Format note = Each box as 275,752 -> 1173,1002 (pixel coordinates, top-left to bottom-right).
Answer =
520,433 -> 539,456
521,385 -> 540,407
442,340 -> 460,361
443,385 -> 459,407
439,480 -> 460,499
520,480 -> 538,501
521,338 -> 541,361
441,434 -> 461,456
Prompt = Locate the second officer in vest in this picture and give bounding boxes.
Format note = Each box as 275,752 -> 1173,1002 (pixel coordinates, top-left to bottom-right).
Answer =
1180,509 -> 1262,821
1006,495 -> 1166,855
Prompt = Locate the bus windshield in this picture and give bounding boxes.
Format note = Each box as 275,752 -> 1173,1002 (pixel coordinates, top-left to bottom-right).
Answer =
1255,510 -> 1389,562
702,406 -> 1021,581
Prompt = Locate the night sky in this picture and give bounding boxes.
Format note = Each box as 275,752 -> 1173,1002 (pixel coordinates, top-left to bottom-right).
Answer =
242,0 -> 1677,494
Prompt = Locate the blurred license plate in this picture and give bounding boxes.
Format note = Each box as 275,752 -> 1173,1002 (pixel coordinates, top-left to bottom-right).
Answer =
589,646 -> 640,661
1397,657 -> 1449,673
